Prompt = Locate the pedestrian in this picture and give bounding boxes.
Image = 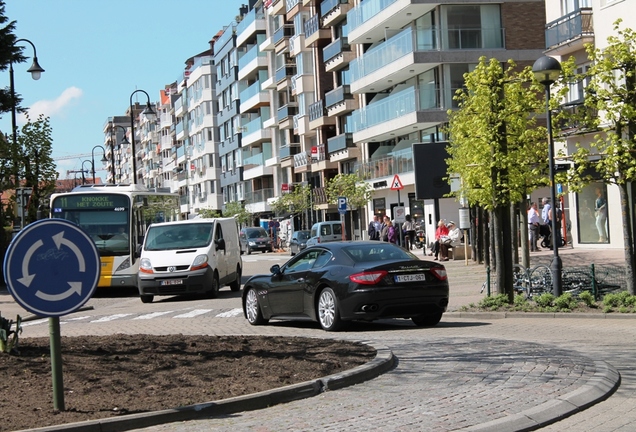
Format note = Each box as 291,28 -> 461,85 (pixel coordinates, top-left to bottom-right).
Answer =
528,202 -> 541,252
541,197 -> 551,225
387,219 -> 397,244
367,215 -> 379,240
380,216 -> 390,242
594,187 -> 608,242
433,220 -> 450,260
403,214 -> 416,250
373,214 -> 382,239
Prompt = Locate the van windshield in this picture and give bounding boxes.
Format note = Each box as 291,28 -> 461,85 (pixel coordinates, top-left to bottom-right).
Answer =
145,223 -> 213,250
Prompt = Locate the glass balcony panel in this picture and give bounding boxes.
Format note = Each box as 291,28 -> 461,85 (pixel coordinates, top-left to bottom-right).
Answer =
240,81 -> 264,101
323,37 -> 349,62
280,144 -> 300,159
443,27 -> 504,50
545,8 -> 593,49
351,27 -> 413,82
347,0 -> 397,33
350,87 -> 416,132
243,116 -> 263,135
321,0 -> 348,17
238,45 -> 266,70
304,14 -> 320,37
327,133 -> 353,153
325,85 -> 350,107
309,100 -> 325,122
236,8 -> 264,35
354,148 -> 413,180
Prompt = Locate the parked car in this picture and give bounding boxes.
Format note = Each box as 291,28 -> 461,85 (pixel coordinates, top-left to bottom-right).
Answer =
289,230 -> 310,256
239,227 -> 273,254
242,241 -> 449,331
305,221 -> 344,247
137,218 -> 242,303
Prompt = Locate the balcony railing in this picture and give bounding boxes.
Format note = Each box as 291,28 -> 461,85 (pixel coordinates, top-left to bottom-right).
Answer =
286,0 -> 300,12
238,45 -> 266,70
323,37 -> 349,62
280,144 -> 300,159
245,188 -> 275,204
545,8 -> 593,49
309,100 -> 325,122
325,85 -> 351,108
349,87 -> 416,132
327,133 -> 353,153
321,0 -> 348,17
273,24 -> 294,45
275,65 -> 296,83
277,104 -> 298,122
243,152 -> 268,168
354,148 -> 414,180
239,80 -> 264,101
304,14 -> 320,38
236,7 -> 264,36
242,116 -> 264,136
347,0 -> 397,33
351,27 -> 412,82
294,151 -> 309,168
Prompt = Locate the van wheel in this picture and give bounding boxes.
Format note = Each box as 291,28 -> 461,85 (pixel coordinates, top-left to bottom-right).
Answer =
140,295 -> 154,304
207,273 -> 220,298
230,266 -> 242,292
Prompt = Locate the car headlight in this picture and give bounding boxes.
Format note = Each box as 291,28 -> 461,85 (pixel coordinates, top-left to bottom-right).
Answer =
248,241 -> 256,246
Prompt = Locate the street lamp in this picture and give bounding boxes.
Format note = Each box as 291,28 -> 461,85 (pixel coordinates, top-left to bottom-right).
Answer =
109,123 -> 129,184
81,160 -> 92,185
129,90 -> 156,185
9,38 -> 44,230
532,55 -> 563,296
91,145 -> 108,185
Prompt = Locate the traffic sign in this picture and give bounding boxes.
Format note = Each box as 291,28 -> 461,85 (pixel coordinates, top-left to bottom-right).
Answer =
3,218 -> 100,317
390,174 -> 404,191
338,196 -> 347,215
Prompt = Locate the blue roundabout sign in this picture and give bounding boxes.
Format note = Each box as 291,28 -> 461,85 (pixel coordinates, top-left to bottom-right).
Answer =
3,218 -> 100,317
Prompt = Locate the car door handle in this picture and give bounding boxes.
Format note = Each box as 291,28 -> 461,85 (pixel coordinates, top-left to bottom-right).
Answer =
297,278 -> 305,283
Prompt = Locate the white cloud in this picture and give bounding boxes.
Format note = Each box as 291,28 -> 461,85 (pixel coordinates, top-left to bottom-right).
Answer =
19,87 -> 83,123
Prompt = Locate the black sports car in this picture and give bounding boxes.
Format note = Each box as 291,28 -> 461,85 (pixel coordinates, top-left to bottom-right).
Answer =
242,241 -> 449,331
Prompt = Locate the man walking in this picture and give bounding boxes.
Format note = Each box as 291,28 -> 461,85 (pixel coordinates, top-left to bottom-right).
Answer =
528,202 -> 541,252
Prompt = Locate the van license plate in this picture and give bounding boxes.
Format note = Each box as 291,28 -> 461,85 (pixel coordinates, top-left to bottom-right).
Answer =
161,279 -> 184,286
395,274 -> 426,283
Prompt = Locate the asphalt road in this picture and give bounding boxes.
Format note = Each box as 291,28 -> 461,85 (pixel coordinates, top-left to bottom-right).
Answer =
1,248 -> 635,431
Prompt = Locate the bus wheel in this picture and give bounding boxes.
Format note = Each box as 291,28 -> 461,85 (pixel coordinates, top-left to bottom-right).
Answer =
140,295 -> 154,304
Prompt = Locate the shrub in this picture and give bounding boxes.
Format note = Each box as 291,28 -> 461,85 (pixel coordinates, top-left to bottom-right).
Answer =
534,293 -> 555,308
479,294 -> 510,310
554,293 -> 578,311
578,291 -> 596,307
603,293 -> 622,308
0,313 -> 22,354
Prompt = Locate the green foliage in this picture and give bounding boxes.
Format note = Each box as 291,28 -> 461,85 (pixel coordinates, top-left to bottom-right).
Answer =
269,183 -> 312,217
534,293 -> 556,308
0,313 -> 22,354
0,0 -> 28,115
198,209 -> 222,219
478,294 -> 510,310
324,173 -> 372,210
578,290 -> 596,307
222,201 -> 252,227
446,57 -> 547,210
554,292 -> 578,310
602,291 -> 636,310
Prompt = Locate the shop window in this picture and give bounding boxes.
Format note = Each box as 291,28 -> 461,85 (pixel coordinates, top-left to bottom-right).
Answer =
575,182 -> 609,244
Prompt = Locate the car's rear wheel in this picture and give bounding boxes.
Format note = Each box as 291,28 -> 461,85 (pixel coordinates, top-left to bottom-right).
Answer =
140,294 -> 154,304
229,266 -> 242,292
412,311 -> 443,327
317,288 -> 346,331
245,287 -> 268,325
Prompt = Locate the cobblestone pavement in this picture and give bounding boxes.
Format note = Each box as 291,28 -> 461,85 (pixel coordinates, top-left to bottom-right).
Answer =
2,246 -> 635,431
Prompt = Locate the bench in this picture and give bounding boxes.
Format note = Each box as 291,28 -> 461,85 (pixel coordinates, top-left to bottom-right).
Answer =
448,244 -> 471,260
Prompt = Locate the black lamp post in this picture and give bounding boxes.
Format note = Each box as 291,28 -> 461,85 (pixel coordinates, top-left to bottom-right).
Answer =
9,38 -> 44,230
532,55 -> 563,296
109,123 -> 129,184
81,160 -> 92,185
91,145 -> 108,185
129,90 -> 156,185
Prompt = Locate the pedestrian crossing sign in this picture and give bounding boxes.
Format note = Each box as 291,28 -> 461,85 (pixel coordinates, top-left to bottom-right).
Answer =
390,174 -> 404,191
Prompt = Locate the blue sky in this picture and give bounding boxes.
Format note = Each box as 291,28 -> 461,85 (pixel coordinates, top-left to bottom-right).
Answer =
2,0 -> 241,180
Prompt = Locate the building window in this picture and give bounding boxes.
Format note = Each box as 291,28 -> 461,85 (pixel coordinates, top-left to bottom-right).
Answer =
575,182 -> 609,244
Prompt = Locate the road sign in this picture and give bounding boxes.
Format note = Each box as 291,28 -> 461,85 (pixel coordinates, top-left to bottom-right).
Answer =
3,218 -> 100,317
390,174 -> 404,191
394,206 -> 406,223
338,196 -> 347,215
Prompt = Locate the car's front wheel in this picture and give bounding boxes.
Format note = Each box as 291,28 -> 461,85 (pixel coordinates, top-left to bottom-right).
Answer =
412,311 -> 443,327
245,287 -> 268,325
317,288 -> 346,331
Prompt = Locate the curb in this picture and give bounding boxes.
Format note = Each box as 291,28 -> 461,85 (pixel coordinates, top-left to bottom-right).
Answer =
24,342 -> 396,432
461,360 -> 621,431
446,311 -> 636,319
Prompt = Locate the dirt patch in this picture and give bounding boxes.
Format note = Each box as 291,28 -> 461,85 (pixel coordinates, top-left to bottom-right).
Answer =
0,334 -> 375,431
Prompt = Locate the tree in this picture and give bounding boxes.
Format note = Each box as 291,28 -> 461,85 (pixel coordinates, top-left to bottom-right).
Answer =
568,20 -> 636,295
0,0 -> 27,116
325,173 -> 372,240
446,57 -> 547,300
269,183 -> 312,229
18,114 -> 57,224
222,201 -> 251,227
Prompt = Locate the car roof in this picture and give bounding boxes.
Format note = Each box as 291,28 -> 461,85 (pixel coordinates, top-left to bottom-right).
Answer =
148,218 -> 228,228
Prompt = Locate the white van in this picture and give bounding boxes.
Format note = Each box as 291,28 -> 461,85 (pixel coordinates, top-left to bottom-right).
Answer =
137,218 -> 242,303
305,221 -> 344,247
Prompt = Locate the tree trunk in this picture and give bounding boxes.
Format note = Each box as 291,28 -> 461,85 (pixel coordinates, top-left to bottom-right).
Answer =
492,205 -> 514,300
619,183 -> 636,295
520,199 -> 530,270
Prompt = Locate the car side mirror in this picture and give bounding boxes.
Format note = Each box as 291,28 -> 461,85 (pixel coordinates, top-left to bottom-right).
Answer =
270,264 -> 281,275
215,238 -> 226,251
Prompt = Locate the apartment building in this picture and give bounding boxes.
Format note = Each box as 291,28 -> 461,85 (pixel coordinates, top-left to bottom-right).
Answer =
544,0 -> 632,248
102,115 -> 130,185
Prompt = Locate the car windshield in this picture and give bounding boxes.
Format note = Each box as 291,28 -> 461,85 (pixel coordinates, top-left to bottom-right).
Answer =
342,244 -> 416,263
246,228 -> 268,239
296,231 -> 310,240
145,223 -> 213,251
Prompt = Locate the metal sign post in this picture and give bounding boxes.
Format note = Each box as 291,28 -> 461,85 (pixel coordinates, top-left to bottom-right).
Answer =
338,197 -> 347,241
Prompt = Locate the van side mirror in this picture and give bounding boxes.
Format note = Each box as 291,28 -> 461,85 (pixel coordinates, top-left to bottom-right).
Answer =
215,238 -> 226,251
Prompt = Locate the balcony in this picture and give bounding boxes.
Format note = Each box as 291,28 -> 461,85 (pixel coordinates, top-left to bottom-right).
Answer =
275,65 -> 296,90
236,8 -> 266,47
291,72 -> 313,95
280,143 -> 300,160
286,0 -> 302,18
354,147 -> 414,181
325,85 -> 357,116
273,24 -> 294,53
241,116 -> 272,146
293,113 -> 311,135
309,99 -> 336,129
312,186 -> 328,206
327,132 -> 354,153
238,45 -> 268,81
243,153 -> 274,180
245,188 -> 275,205
277,104 -> 298,129
321,0 -> 352,27
304,14 -> 330,47
324,37 -> 355,72
239,81 -> 270,112
545,8 -> 594,56
294,151 -> 310,173
347,0 -> 435,45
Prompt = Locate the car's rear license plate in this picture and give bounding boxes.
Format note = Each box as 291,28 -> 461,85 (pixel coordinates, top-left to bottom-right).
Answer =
395,274 -> 426,282
161,279 -> 184,286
